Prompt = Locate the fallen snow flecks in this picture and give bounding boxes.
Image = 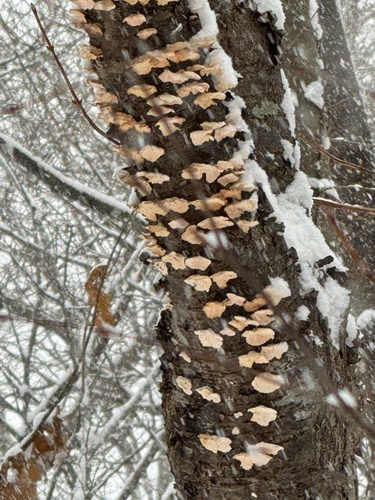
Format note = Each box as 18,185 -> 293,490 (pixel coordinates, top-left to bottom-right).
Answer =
248,161 -> 350,349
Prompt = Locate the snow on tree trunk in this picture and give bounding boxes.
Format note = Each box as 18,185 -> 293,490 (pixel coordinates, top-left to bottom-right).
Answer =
70,0 -> 368,497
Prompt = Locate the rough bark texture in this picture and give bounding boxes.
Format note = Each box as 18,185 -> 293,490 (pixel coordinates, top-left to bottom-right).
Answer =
71,0 -> 366,498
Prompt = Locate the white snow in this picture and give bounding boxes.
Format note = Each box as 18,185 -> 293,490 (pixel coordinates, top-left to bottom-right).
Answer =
357,309 -> 375,330
309,0 -> 323,40
0,132 -> 134,216
189,0 -> 239,92
303,80 -> 324,109
296,305 -> 310,321
248,160 -> 350,349
346,313 -> 357,347
269,276 -> 291,298
280,70 -> 296,136
253,0 -> 286,30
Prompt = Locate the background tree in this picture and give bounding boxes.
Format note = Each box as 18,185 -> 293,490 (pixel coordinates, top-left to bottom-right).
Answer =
0,0 -> 374,498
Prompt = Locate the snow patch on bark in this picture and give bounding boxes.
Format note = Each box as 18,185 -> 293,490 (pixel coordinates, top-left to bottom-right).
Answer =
280,70 -> 296,136
248,161 -> 350,349
252,0 -> 286,30
309,0 -> 323,40
303,80 -> 325,109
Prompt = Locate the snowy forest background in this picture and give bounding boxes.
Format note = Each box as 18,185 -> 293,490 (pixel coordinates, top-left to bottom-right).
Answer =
0,0 -> 374,498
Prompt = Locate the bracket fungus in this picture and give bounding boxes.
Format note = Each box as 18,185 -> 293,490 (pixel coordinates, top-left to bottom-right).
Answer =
176,376 -> 192,395
234,442 -> 284,470
251,373 -> 284,394
199,435 -> 232,454
195,329 -> 223,349
196,386 -> 221,403
248,406 -> 278,427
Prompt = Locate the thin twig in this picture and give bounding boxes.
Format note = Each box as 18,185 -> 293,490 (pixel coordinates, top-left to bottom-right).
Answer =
30,4 -> 120,146
313,197 -> 375,215
300,135 -> 374,174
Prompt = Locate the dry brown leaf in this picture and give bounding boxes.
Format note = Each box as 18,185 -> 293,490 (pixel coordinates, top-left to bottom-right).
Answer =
211,271 -> 237,288
194,92 -> 226,109
185,256 -> 211,271
238,351 -> 269,368
176,376 -> 192,395
139,145 -> 165,162
251,373 -> 284,393
123,13 -> 146,26
196,386 -> 221,403
159,69 -> 200,84
248,406 -> 278,427
203,301 -> 227,319
234,442 -> 283,470
195,329 -> 223,348
0,416 -> 65,499
199,435 -> 232,454
137,27 -> 157,39
177,82 -> 210,97
236,220 -> 259,233
85,264 -> 115,327
197,216 -> 234,230
128,84 -> 157,98
184,275 -> 212,292
242,328 -> 275,346
162,252 -> 186,270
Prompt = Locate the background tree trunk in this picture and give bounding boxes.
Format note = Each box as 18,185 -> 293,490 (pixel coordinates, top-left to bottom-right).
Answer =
71,0 -> 372,498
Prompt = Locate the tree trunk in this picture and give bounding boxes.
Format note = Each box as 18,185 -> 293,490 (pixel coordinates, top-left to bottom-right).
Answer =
71,0 -> 373,497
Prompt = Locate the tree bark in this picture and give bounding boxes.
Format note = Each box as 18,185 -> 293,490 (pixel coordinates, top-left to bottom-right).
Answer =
70,0 -> 372,497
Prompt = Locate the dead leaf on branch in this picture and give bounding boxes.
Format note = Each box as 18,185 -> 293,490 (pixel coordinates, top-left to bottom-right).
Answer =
85,264 -> 115,328
0,416 -> 65,499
